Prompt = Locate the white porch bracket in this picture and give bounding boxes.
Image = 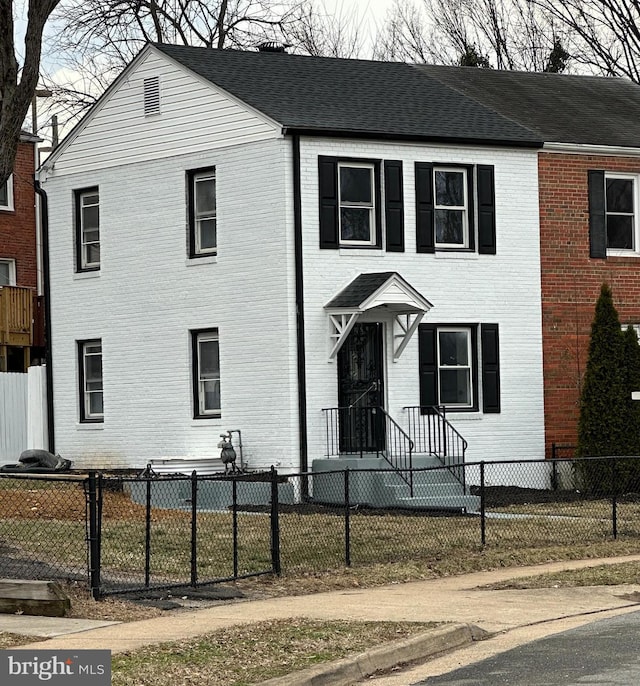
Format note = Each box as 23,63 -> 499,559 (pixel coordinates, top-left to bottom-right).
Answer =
328,312 -> 360,360
393,312 -> 425,361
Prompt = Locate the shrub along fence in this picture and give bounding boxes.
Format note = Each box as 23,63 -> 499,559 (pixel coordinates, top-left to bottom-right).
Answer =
1,456 -> 640,599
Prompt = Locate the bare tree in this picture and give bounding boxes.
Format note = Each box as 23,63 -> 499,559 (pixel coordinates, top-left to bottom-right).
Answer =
283,0 -> 366,58
533,0 -> 640,82
375,0 -> 570,72
0,0 -> 59,187
38,0 -> 308,129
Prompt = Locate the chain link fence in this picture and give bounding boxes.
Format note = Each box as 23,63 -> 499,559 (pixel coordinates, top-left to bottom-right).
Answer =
1,457 -> 640,598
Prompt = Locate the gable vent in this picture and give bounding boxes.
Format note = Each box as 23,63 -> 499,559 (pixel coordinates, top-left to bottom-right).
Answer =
143,76 -> 161,116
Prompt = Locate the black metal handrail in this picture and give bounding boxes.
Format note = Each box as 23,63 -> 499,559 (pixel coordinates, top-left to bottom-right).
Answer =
322,406 -> 415,495
403,406 -> 468,490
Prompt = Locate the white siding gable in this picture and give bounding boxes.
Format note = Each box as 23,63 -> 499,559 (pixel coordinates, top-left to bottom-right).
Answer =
46,47 -> 280,176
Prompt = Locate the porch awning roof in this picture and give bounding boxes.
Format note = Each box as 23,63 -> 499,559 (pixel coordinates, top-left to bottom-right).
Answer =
324,272 -> 433,360
325,272 -> 433,314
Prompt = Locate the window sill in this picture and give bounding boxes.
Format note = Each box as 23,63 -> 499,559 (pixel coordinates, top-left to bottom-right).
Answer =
434,251 -> 478,260
186,255 -> 217,267
443,412 -> 483,421
74,270 -> 101,280
0,207 -> 15,213
338,247 -> 384,257
191,417 -> 221,426
606,251 -> 640,260
76,422 -> 104,430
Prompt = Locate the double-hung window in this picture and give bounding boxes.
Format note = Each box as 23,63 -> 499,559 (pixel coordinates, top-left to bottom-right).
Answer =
0,175 -> 14,211
606,174 -> 638,252
78,340 -> 103,422
338,162 -> 376,245
416,162 -> 496,254
419,323 -> 500,413
437,327 -> 473,407
75,187 -> 100,271
0,259 -> 16,286
318,157 -> 383,249
188,168 -> 217,257
192,329 -> 221,417
434,168 -> 469,248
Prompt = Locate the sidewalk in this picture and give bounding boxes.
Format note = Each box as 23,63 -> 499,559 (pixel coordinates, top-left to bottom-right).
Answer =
7,554 -> 640,683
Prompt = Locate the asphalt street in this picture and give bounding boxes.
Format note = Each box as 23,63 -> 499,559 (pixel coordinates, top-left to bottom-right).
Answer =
417,609 -> 640,686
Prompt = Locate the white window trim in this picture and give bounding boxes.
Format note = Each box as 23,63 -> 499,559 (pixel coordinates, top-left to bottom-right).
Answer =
605,172 -> 640,257
0,174 -> 14,211
78,189 -> 100,270
434,167 -> 469,250
0,258 -> 16,286
195,330 -> 221,417
80,340 -> 103,422
437,326 -> 474,409
192,169 -> 217,256
338,162 -> 376,246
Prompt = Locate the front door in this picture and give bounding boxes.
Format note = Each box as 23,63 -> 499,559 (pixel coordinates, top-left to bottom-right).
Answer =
337,323 -> 385,453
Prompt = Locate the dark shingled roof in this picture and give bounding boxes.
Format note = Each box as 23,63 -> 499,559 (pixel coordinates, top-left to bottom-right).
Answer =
414,64 -> 640,148
326,272 -> 400,308
154,44 -> 541,146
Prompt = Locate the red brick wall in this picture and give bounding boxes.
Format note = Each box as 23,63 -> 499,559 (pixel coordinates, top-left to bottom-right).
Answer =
0,141 -> 37,290
540,152 -> 640,456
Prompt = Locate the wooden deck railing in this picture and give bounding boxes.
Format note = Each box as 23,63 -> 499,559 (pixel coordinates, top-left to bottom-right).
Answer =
0,286 -> 34,346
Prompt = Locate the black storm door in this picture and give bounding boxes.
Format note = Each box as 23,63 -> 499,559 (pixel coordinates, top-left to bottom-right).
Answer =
337,323 -> 385,453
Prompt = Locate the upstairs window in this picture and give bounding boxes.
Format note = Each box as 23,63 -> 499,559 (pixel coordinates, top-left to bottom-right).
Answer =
192,329 -> 221,418
75,187 -> 100,271
416,163 -> 496,254
318,157 -> 383,250
606,175 -> 637,252
589,170 -> 640,258
338,163 -> 376,245
434,168 -> 469,248
78,339 -> 103,422
0,259 -> 16,286
0,175 -> 14,211
188,168 -> 217,257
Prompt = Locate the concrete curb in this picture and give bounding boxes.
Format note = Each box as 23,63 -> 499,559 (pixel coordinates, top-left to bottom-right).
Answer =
260,623 -> 488,686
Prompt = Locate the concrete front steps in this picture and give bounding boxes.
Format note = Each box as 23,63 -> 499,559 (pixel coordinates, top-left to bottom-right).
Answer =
311,454 -> 480,513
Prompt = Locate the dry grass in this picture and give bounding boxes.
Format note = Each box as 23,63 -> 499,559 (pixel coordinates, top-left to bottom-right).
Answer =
110,618 -> 439,686
483,560 -> 640,590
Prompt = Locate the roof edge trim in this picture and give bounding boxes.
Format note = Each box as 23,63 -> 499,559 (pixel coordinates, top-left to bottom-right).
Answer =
543,142 -> 640,157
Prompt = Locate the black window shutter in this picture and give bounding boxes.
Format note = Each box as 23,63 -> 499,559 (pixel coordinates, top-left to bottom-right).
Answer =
588,170 -> 606,259
418,324 -> 438,408
374,160 -> 382,248
481,323 -> 500,413
384,160 -> 404,252
477,165 -> 496,255
318,156 -> 338,249
415,162 -> 435,253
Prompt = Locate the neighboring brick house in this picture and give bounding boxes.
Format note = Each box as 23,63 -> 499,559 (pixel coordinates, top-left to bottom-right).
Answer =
0,130 -> 44,372
417,67 -> 640,456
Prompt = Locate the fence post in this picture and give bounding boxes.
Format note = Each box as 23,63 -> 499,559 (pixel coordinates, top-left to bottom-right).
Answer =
190,471 -> 198,586
87,472 -> 101,600
232,477 -> 239,578
270,466 -> 281,575
480,462 -> 486,546
551,459 -> 558,492
344,468 -> 351,567
144,472 -> 152,588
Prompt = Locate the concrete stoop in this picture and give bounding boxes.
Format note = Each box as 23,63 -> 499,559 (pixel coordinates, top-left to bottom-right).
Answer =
260,623 -> 489,686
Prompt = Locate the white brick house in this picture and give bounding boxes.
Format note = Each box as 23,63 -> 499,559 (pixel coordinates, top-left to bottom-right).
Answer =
38,44 -> 546,478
